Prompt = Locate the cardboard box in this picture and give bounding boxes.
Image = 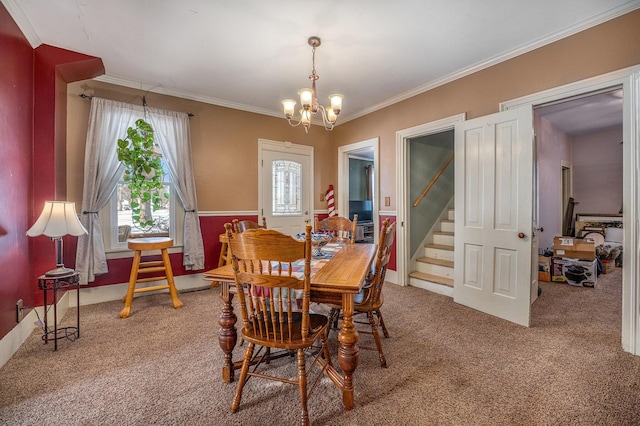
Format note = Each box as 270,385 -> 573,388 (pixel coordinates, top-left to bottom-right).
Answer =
551,257 -> 597,287
553,236 -> 596,260
538,256 -> 551,281
602,259 -> 616,274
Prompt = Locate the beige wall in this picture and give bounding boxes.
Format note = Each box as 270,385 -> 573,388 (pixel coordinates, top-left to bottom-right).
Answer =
67,10 -> 640,214
66,81 -> 335,212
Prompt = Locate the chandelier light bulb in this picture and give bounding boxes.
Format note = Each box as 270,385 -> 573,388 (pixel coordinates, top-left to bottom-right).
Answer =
298,88 -> 313,110
329,94 -> 343,114
300,109 -> 311,128
282,99 -> 296,118
326,107 -> 337,123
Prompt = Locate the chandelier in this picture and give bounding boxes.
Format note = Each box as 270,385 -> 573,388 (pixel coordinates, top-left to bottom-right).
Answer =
281,36 -> 343,133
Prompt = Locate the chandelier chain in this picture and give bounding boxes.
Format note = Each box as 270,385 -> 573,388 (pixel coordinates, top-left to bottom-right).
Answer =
310,46 -> 318,81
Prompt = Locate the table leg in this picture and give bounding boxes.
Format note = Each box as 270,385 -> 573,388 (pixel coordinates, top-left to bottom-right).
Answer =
218,282 -> 237,382
337,293 -> 358,410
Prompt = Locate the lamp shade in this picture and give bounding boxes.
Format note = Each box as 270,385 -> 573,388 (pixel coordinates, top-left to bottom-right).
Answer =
27,201 -> 87,238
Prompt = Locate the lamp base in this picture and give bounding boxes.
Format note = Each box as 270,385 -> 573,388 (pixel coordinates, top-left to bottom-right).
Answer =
44,266 -> 76,278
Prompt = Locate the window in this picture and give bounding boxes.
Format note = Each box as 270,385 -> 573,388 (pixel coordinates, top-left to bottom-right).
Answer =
272,159 -> 302,216
101,156 -> 184,254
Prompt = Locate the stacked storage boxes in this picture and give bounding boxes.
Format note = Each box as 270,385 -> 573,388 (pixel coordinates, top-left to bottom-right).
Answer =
551,236 -> 597,288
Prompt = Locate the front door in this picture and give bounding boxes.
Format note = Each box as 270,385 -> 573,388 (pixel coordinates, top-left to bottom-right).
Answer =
259,139 -> 313,236
454,106 -> 534,326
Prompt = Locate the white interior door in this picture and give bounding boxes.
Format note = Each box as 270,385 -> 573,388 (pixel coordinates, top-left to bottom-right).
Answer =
454,106 -> 534,326
259,139 -> 312,236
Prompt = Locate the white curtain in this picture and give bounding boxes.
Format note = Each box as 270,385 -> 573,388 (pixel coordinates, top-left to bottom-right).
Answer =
75,97 -> 204,284
146,107 -> 204,271
76,97 -> 137,284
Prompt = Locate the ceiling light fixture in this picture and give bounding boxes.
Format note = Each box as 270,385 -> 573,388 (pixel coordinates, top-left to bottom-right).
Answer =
282,36 -> 343,133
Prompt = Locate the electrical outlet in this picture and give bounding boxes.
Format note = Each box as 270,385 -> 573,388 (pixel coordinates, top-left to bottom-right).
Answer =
16,299 -> 24,323
320,193 -> 325,202
385,196 -> 391,207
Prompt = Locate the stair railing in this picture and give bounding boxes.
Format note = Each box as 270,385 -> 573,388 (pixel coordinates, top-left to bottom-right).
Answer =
413,154 -> 454,207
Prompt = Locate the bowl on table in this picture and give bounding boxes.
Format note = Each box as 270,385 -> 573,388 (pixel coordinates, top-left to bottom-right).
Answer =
294,232 -> 332,257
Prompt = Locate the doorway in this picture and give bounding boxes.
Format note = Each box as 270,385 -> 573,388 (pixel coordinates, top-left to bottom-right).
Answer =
501,66 -> 639,354
395,114 -> 466,286
338,138 -> 379,243
534,88 -> 623,254
561,161 -> 573,235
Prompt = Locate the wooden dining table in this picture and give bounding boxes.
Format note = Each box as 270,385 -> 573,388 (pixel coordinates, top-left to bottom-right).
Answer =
202,241 -> 378,410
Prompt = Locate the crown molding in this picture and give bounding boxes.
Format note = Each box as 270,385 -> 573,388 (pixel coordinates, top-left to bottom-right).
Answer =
2,0 -> 41,47
92,74 -> 282,118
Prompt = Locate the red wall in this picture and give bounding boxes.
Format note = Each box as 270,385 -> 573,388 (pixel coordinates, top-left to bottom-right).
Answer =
29,44 -> 103,302
380,215 -> 397,271
0,4 -> 34,338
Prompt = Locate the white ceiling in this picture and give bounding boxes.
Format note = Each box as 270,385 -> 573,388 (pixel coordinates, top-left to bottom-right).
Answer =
536,89 -> 623,136
4,0 -> 638,128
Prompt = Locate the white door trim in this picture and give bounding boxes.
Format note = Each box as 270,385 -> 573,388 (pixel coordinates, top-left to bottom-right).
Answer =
395,114 -> 466,286
501,65 -> 640,355
338,138 -> 380,241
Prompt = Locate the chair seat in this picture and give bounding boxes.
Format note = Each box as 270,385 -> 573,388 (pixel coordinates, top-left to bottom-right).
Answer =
354,292 -> 384,311
242,313 -> 328,350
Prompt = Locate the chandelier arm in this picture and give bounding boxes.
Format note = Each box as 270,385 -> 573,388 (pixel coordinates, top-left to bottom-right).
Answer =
286,117 -> 303,127
316,105 -> 336,131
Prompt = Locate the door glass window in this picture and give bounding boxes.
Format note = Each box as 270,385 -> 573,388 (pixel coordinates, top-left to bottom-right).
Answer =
272,160 -> 301,216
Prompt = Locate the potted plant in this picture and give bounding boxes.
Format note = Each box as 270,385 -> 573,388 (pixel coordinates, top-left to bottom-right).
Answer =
116,118 -> 168,232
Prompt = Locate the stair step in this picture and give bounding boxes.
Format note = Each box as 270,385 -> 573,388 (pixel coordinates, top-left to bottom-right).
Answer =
424,243 -> 454,262
417,257 -> 454,268
433,231 -> 454,246
425,243 -> 453,251
440,219 -> 454,233
409,271 -> 454,287
447,209 -> 455,221
416,256 -> 454,277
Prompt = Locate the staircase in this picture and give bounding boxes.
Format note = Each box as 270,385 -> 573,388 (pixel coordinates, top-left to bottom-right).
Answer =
409,208 -> 455,297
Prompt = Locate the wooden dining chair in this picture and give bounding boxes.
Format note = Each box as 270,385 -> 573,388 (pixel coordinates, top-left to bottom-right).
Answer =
327,218 -> 396,367
232,216 -> 267,233
225,223 -> 332,425
314,213 -> 358,243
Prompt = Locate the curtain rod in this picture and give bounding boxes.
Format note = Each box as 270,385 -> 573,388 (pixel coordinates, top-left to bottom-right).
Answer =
78,94 -> 194,117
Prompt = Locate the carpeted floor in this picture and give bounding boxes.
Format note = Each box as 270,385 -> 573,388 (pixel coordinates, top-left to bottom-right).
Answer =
1,268 -> 639,425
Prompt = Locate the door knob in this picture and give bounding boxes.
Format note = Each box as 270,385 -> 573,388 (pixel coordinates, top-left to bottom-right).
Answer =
518,232 -> 526,239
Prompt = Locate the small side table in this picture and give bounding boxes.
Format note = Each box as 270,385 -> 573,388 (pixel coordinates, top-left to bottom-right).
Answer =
38,271 -> 80,351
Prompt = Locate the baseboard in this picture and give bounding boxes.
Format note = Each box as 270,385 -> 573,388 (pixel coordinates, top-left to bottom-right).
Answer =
385,269 -> 398,285
0,274 -> 208,369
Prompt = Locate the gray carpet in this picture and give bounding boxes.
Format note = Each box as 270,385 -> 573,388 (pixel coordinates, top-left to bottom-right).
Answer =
1,268 -> 639,425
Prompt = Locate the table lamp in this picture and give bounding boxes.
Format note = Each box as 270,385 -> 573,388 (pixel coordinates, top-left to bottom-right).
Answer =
27,201 -> 88,277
